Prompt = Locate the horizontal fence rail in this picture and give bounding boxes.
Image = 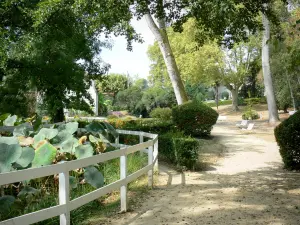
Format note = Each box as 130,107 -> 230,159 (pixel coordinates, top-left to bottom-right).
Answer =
0,129 -> 158,225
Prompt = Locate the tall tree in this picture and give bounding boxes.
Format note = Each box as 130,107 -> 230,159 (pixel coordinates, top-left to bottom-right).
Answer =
262,3 -> 280,123
142,0 -> 279,105
222,37 -> 260,111
0,0 -> 141,120
96,73 -> 129,103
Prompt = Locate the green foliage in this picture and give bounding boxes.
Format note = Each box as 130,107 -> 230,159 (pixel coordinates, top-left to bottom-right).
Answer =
159,132 -> 200,170
221,92 -> 229,100
32,142 -> 57,168
275,111 -> 300,170
75,145 -> 94,159
242,109 -> 259,120
150,108 -> 172,120
84,166 -> 104,189
96,74 -> 129,97
0,143 -> 22,173
244,98 -> 267,105
0,196 -> 15,213
172,101 -> 219,137
15,147 -> 35,168
107,118 -> 174,134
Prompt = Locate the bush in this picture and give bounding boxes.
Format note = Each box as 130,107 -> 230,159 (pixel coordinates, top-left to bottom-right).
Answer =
107,118 -> 174,134
150,107 -> 172,120
172,101 -> 219,137
221,91 -> 229,100
159,132 -> 200,169
244,97 -> 266,105
275,111 -> 300,170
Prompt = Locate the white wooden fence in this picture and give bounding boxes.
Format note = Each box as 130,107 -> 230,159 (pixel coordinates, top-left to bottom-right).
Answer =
0,129 -> 158,225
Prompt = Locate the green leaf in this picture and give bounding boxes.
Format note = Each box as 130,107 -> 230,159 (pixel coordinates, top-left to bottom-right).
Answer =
98,133 -> 110,143
60,138 -> 79,154
3,115 -> 17,126
15,147 -> 35,168
89,134 -> 101,143
102,122 -> 119,139
18,186 -> 40,197
58,122 -> 78,134
33,128 -> 58,147
0,136 -> 19,145
13,124 -> 30,137
0,195 -> 15,212
86,121 -> 105,134
84,166 -> 104,188
0,143 -> 22,173
0,113 -> 10,125
69,176 -> 78,189
75,144 -> 93,159
32,142 -> 57,168
52,130 -> 72,145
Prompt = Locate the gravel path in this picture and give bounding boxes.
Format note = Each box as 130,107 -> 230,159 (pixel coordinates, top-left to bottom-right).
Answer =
108,125 -> 300,225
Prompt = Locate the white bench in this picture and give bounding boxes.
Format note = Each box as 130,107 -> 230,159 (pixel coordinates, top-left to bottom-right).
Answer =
242,123 -> 254,131
236,120 -> 248,128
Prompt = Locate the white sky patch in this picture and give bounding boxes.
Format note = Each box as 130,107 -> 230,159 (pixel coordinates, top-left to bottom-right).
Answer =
101,19 -> 155,79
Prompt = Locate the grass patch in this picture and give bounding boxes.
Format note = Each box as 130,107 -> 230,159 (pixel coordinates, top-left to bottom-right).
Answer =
205,100 -> 232,107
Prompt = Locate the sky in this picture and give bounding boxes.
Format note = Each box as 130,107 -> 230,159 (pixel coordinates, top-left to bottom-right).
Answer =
101,19 -> 155,79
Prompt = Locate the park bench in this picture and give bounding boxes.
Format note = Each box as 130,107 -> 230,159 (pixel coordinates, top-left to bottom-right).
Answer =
236,120 -> 248,128
242,123 -> 254,131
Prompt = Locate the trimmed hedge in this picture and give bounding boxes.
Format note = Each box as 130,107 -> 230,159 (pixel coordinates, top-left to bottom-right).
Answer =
72,117 -> 202,169
275,111 -> 300,170
159,132 -> 199,169
150,107 -> 172,120
172,101 -> 219,137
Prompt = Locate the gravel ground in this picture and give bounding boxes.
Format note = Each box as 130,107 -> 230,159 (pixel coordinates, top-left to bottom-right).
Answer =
105,124 -> 300,225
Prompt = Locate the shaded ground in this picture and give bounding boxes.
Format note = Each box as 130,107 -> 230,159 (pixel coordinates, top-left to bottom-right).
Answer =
99,123 -> 300,225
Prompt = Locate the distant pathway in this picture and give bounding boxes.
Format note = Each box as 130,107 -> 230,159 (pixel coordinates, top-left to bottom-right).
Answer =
109,125 -> 300,225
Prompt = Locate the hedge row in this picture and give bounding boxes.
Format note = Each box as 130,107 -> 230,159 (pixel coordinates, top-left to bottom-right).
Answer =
275,111 -> 300,170
159,132 -> 199,169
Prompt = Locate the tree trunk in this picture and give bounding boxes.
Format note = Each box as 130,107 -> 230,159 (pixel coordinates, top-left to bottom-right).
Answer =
53,107 -> 64,123
214,82 -> 220,110
286,73 -> 296,111
262,11 -> 279,123
231,88 -> 239,111
144,14 -> 188,105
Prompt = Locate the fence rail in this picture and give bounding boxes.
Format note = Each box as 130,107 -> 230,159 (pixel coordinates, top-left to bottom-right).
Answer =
0,129 -> 158,225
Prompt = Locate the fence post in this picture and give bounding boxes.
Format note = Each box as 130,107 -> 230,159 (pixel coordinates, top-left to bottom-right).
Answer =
120,153 -> 127,212
139,133 -> 143,155
148,145 -> 153,188
153,137 -> 159,173
59,162 -> 70,225
115,135 -> 119,147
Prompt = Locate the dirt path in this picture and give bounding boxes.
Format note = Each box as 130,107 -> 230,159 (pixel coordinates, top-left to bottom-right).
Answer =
107,125 -> 300,225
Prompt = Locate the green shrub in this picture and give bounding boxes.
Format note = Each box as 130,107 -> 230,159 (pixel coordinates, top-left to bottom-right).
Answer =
159,132 -> 199,169
205,100 -> 232,107
172,101 -> 219,137
107,118 -> 174,134
242,104 -> 259,120
221,91 -> 229,100
242,109 -> 259,120
150,107 -> 172,120
275,111 -> 300,170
